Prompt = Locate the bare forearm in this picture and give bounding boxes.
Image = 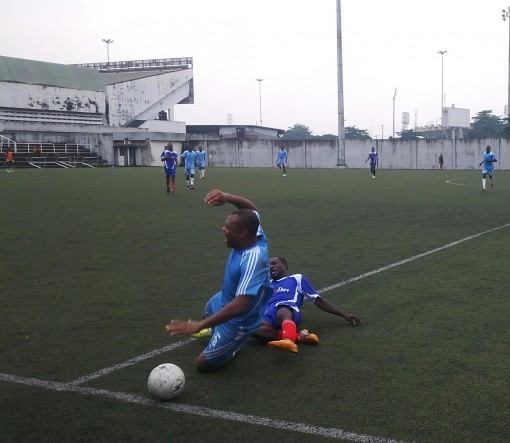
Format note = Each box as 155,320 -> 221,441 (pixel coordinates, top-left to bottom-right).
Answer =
315,297 -> 349,317
198,295 -> 251,329
204,189 -> 257,210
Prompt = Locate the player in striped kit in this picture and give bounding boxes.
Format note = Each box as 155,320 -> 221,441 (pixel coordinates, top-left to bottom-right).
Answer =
365,147 -> 378,178
160,143 -> 178,194
254,256 -> 361,354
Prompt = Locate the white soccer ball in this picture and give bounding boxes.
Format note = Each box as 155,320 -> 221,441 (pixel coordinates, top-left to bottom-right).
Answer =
147,363 -> 185,400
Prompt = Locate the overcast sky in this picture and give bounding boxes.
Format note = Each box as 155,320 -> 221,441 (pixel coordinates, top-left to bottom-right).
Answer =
2,0 -> 509,137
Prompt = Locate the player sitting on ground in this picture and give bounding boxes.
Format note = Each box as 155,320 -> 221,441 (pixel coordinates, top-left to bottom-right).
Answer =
252,256 -> 361,354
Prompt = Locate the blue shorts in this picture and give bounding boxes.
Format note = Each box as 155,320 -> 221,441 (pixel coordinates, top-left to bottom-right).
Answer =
261,302 -> 301,329
198,161 -> 205,169
185,168 -> 195,176
164,168 -> 176,178
482,167 -> 493,175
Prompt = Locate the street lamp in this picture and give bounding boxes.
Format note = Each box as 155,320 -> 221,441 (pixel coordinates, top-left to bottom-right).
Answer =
392,88 -> 397,138
102,38 -> 114,65
438,50 -> 447,131
502,8 -> 510,118
256,79 -> 263,126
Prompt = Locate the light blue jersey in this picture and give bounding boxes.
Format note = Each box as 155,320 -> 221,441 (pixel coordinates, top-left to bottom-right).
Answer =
203,211 -> 272,366
481,152 -> 497,173
181,150 -> 197,174
277,149 -> 288,165
263,274 -> 320,328
196,150 -> 206,168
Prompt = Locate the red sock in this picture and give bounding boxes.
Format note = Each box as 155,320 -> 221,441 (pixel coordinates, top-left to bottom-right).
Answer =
282,320 -> 297,343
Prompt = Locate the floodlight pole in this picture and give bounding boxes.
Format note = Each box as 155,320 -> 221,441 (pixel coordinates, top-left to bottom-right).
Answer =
102,38 -> 114,65
392,88 -> 397,138
503,8 -> 510,119
256,79 -> 263,126
438,51 -> 447,133
336,0 -> 345,165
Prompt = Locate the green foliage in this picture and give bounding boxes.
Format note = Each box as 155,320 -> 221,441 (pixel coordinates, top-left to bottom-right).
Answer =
311,133 -> 337,140
398,129 -> 424,139
282,123 -> 312,139
345,125 -> 371,140
502,121 -> 510,139
468,110 -> 505,139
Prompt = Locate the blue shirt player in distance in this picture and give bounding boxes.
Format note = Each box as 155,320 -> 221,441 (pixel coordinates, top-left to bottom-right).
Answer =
253,257 -> 361,354
181,146 -> 197,189
160,143 -> 178,195
365,147 -> 378,178
196,146 -> 207,179
166,189 -> 272,373
276,146 -> 288,176
478,145 -> 497,191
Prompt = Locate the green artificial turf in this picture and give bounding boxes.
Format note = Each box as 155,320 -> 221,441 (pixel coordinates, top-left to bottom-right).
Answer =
1,167 -> 509,442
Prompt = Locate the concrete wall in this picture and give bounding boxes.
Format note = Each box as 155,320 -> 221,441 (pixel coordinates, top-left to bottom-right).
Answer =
106,69 -> 193,127
201,138 -> 510,170
0,82 -> 105,114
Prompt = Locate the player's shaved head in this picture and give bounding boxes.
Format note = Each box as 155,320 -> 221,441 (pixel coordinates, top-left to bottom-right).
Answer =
231,209 -> 259,237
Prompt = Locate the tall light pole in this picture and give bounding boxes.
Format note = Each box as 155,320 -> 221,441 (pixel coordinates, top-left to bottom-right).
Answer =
336,0 -> 345,165
392,88 -> 397,138
102,39 -> 114,65
502,8 -> 510,118
438,50 -> 447,131
256,79 -> 263,126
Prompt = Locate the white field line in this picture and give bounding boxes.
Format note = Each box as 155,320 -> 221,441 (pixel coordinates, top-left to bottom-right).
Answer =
446,178 -> 510,189
68,338 -> 195,385
0,372 -> 409,443
69,222 -> 510,386
318,222 -> 510,294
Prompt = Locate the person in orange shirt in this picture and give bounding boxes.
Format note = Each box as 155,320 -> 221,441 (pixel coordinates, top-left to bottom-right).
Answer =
6,150 -> 14,172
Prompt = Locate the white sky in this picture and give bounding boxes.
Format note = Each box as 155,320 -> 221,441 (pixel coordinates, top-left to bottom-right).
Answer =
1,0 -> 509,137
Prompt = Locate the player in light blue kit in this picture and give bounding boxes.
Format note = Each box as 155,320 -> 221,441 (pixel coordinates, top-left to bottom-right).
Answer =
479,145 -> 497,191
196,146 -> 207,179
166,190 -> 272,372
365,147 -> 378,178
160,143 -> 178,194
276,146 -> 288,176
253,257 -> 361,354
181,146 -> 197,189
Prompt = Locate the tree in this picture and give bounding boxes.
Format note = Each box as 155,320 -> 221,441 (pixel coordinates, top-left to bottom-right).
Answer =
468,110 -> 504,139
282,123 -> 312,139
398,129 -> 423,140
345,125 -> 371,140
501,117 -> 510,139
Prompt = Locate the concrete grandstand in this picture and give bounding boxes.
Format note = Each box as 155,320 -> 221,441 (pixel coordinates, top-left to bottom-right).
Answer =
0,55 -> 193,167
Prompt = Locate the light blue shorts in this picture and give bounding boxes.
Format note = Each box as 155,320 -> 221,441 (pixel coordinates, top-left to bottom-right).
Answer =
202,292 -> 255,367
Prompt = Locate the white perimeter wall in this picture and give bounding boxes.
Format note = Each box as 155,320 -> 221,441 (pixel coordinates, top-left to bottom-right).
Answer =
196,138 -> 510,170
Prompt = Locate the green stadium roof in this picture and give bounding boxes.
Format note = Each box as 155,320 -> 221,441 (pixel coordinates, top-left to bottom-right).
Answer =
0,56 -> 104,92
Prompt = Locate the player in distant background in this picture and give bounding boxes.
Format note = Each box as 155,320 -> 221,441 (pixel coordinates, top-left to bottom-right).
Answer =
276,146 -> 288,176
5,149 -> 14,172
166,189 -> 272,372
181,146 -> 198,189
438,153 -> 444,170
196,145 -> 206,179
253,256 -> 361,354
479,145 -> 497,191
160,143 -> 178,194
365,147 -> 378,178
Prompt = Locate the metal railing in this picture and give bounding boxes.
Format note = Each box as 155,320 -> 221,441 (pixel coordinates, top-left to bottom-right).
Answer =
0,135 -> 17,151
